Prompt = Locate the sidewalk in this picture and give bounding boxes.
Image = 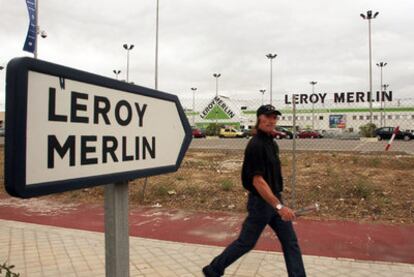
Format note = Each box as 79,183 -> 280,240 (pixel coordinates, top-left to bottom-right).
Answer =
1,197 -> 413,264
1,219 -> 413,277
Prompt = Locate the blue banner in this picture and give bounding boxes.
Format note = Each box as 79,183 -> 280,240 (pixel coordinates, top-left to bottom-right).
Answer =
329,114 -> 346,129
23,0 -> 36,53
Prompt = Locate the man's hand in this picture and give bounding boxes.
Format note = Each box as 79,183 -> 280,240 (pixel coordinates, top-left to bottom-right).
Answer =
277,206 -> 296,221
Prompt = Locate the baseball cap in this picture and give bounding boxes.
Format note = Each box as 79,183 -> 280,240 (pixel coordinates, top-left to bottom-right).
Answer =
256,104 -> 282,117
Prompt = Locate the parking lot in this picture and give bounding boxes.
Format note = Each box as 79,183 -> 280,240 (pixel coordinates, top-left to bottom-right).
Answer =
1,136 -> 413,154
190,137 -> 414,154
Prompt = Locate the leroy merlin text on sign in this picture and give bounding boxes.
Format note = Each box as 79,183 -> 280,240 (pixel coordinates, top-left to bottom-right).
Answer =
48,86 -> 156,168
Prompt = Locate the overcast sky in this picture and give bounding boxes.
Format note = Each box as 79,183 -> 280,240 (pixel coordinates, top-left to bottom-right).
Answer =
1,0 -> 414,111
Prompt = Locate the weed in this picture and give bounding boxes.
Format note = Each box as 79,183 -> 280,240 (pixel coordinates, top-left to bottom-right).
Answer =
351,180 -> 373,199
326,165 -> 334,177
182,186 -> 199,196
0,262 -> 20,277
154,184 -> 172,197
221,179 -> 234,191
351,156 -> 359,164
280,157 -> 289,166
369,158 -> 381,167
176,176 -> 185,181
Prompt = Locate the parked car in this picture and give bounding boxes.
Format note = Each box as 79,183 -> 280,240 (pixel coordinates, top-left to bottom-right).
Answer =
219,127 -> 245,138
275,126 -> 293,139
374,127 -> 413,141
0,128 -> 4,137
297,130 -> 323,139
192,128 -> 206,138
270,129 -> 287,139
242,128 -> 253,137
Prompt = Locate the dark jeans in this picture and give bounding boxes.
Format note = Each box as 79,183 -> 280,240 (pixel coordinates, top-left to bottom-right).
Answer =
204,194 -> 306,277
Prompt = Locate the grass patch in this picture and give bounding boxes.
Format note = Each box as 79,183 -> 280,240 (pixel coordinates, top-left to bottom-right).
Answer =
349,179 -> 374,199
368,158 -> 381,167
176,176 -> 185,181
153,183 -> 173,197
221,179 -> 234,191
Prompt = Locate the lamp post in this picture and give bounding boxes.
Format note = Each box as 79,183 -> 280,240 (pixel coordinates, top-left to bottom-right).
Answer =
213,73 -> 221,97
123,44 -> 134,83
310,81 -> 317,130
383,83 -> 389,126
266,53 -> 277,105
213,73 -> 221,131
376,62 -> 387,127
32,0 -> 48,59
191,87 -> 197,127
113,70 -> 121,80
360,10 -> 379,124
260,89 -> 266,105
155,0 -> 159,90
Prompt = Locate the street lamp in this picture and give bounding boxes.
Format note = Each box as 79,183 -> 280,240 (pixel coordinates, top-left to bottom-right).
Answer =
259,89 -> 266,105
360,10 -> 379,124
212,73 -> 221,131
266,53 -> 277,105
32,0 -> 48,59
213,73 -> 221,97
191,87 -> 197,126
383,83 -> 389,126
113,70 -> 121,80
123,44 -> 134,83
376,62 -> 387,127
155,0 -> 159,90
310,81 -> 317,130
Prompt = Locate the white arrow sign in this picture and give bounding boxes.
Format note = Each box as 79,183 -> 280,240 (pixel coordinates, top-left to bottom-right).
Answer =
5,57 -> 192,198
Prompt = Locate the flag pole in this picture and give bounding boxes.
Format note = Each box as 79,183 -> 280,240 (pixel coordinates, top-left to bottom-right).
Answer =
34,0 -> 39,59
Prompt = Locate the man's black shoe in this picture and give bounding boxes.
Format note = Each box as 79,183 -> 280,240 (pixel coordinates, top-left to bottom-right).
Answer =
202,265 -> 217,277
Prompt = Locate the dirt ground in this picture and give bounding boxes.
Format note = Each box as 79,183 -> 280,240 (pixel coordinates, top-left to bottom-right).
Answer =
1,147 -> 413,224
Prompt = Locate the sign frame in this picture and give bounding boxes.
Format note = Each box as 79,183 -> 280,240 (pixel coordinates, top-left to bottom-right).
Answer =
5,57 -> 192,198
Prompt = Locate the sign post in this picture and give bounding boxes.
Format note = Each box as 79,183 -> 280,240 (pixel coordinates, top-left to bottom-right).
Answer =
105,182 -> 129,277
4,57 -> 192,276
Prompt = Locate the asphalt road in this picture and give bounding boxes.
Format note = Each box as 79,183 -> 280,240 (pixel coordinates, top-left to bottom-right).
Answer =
1,136 -> 412,154
190,137 -> 414,154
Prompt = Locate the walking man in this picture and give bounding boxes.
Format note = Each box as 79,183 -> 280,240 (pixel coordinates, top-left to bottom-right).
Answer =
203,104 -> 306,277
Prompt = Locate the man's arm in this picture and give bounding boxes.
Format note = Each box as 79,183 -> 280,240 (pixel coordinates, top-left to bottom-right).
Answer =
253,175 -> 295,221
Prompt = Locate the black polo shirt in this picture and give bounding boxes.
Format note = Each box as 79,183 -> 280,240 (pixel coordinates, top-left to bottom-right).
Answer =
241,129 -> 284,196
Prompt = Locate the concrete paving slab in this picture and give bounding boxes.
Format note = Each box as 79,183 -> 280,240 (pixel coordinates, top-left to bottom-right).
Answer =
0,219 -> 412,277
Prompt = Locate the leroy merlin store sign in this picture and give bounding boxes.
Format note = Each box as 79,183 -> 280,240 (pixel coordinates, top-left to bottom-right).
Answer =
200,96 -> 236,120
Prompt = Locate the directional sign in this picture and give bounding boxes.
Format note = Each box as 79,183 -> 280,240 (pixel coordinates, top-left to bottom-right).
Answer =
5,57 -> 192,198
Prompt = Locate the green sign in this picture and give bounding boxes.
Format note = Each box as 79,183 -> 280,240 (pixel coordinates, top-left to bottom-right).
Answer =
200,96 -> 235,120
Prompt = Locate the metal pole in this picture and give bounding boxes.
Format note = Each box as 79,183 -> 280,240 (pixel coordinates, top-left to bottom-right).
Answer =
191,87 -> 197,126
213,73 -> 221,131
266,54 -> 277,105
260,89 -> 266,105
215,77 -> 218,127
215,78 -> 218,97
368,19 -> 373,124
310,81 -> 317,130
361,11 -> 378,124
155,0 -> 159,90
383,84 -> 389,126
113,70 -> 121,80
105,181 -> 129,277
380,66 -> 383,126
292,94 -> 297,209
34,0 -> 39,59
126,49 -> 130,83
270,59 -> 273,105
